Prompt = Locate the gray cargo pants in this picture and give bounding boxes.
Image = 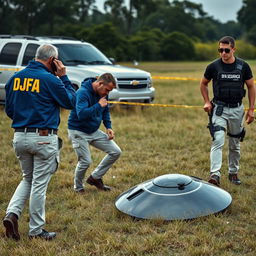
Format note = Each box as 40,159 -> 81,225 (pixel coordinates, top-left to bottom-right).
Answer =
210,103 -> 244,177
6,131 -> 59,236
68,129 -> 121,191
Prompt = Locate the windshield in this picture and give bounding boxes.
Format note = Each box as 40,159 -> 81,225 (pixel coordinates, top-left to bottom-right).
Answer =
54,43 -> 112,66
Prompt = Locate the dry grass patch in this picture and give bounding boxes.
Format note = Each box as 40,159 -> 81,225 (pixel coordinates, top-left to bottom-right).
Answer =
1,62 -> 256,255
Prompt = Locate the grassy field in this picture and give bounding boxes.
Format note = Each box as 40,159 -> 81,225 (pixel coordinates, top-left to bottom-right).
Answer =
1,61 -> 256,255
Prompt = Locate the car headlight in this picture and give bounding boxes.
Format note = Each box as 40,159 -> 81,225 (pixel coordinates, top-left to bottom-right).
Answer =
148,77 -> 153,88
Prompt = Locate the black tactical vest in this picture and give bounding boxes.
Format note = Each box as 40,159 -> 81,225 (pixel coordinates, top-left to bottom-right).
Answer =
213,58 -> 245,103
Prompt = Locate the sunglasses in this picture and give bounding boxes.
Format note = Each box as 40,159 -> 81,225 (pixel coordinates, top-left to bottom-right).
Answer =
218,48 -> 231,53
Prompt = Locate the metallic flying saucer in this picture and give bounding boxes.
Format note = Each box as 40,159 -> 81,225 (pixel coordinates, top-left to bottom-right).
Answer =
115,174 -> 232,220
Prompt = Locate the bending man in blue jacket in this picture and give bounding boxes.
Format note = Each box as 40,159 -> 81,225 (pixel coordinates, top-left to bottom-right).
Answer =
68,73 -> 121,192
3,44 -> 76,241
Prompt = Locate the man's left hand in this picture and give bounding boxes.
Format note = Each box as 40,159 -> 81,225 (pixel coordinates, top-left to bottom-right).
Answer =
246,108 -> 254,124
106,129 -> 115,140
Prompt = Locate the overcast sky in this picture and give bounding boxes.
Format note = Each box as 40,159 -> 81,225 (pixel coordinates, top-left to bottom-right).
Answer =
95,0 -> 243,23
190,0 -> 243,22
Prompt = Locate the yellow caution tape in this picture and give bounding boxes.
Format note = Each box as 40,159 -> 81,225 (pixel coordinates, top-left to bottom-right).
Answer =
152,76 -> 200,81
108,101 -> 202,109
0,67 -> 20,72
152,75 -> 256,84
108,101 -> 255,112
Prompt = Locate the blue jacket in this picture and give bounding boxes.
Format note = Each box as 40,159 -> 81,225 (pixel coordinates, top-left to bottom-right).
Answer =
68,78 -> 112,133
5,60 -> 76,129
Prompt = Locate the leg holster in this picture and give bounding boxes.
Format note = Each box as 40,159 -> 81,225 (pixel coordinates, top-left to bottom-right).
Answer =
227,128 -> 246,142
207,124 -> 226,141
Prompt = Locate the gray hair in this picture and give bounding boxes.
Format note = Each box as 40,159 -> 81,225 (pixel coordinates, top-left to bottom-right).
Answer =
35,44 -> 58,60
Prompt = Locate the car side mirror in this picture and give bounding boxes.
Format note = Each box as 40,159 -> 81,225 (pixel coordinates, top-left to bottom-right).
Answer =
109,57 -> 116,64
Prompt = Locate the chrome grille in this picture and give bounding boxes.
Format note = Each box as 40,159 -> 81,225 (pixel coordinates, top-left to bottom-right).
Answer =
117,78 -> 149,89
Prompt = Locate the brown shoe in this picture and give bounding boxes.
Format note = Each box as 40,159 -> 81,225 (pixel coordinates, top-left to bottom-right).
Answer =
228,173 -> 241,185
86,175 -> 111,191
208,175 -> 220,187
3,212 -> 20,240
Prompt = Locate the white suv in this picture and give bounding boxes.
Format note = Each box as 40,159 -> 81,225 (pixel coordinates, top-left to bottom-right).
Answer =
0,35 -> 155,104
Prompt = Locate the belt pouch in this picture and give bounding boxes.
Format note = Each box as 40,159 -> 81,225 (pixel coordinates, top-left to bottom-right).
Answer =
216,105 -> 224,116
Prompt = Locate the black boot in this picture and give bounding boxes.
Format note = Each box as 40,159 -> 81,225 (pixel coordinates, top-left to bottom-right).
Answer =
29,229 -> 56,240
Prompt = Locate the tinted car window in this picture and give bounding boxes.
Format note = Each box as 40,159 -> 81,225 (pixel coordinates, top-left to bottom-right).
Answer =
0,43 -> 22,65
55,44 -> 112,66
22,43 -> 40,66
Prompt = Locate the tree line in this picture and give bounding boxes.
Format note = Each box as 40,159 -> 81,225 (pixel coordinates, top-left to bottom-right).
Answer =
1,0 -> 256,61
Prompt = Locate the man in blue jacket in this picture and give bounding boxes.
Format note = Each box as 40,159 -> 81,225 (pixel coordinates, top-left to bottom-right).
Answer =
3,44 -> 76,240
68,73 -> 121,193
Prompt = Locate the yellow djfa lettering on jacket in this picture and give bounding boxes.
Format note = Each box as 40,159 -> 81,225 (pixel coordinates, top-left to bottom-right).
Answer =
13,78 -> 40,93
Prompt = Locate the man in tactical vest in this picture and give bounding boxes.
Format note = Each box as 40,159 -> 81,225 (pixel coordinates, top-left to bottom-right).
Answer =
200,36 -> 255,186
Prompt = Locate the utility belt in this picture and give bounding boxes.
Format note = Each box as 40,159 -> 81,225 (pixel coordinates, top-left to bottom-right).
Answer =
14,127 -> 58,136
213,100 -> 242,117
213,100 -> 242,108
